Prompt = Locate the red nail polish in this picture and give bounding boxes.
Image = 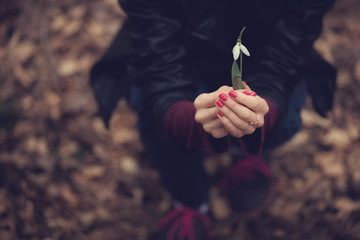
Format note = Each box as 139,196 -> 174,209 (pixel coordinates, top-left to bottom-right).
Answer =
217,110 -> 224,117
228,90 -> 238,98
216,99 -> 224,108
250,91 -> 257,97
219,93 -> 228,101
242,90 -> 251,96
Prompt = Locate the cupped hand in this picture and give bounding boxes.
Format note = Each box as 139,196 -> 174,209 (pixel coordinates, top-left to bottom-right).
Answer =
194,86 -> 233,138
215,86 -> 269,138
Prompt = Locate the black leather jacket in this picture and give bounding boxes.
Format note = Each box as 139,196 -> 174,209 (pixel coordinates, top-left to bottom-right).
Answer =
90,0 -> 336,128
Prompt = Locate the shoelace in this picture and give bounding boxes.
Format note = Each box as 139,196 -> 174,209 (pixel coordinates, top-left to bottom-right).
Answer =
158,207 -> 211,240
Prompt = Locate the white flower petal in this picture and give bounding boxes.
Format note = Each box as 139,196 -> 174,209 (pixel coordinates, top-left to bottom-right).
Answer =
240,44 -> 250,56
232,44 -> 240,60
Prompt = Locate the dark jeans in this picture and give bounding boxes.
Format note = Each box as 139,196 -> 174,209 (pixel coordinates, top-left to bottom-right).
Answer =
130,80 -> 307,208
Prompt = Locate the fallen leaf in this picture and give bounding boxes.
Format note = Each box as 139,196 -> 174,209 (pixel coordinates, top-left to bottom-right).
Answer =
82,165 -> 106,179
323,128 -> 352,150
120,156 -> 138,175
315,152 -> 345,177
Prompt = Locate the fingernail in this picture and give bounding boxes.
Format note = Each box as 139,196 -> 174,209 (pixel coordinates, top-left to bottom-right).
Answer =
217,110 -> 224,117
243,81 -> 248,88
242,90 -> 252,96
228,90 -> 238,98
250,91 -> 257,97
216,99 -> 224,108
219,93 -> 228,101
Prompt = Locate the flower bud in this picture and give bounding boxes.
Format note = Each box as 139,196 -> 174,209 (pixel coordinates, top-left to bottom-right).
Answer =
240,44 -> 250,56
232,44 -> 240,60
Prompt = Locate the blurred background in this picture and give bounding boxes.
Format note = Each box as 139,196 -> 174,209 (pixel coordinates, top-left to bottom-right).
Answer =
0,0 -> 359,239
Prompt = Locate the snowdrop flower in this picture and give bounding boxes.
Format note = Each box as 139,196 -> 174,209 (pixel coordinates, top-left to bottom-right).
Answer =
232,43 -> 250,60
232,44 -> 240,61
231,27 -> 250,90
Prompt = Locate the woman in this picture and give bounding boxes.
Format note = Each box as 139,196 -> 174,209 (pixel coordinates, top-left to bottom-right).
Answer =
90,0 -> 336,239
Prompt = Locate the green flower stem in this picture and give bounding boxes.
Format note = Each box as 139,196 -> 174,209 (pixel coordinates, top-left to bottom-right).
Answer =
238,27 -> 246,80
232,27 -> 247,90
239,50 -> 243,80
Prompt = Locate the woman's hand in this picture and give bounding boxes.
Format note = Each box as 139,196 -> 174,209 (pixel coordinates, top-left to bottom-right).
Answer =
194,86 -> 233,138
215,86 -> 269,138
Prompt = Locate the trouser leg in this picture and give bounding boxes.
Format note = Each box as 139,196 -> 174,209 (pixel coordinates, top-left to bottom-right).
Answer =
130,86 -> 209,208
139,122 -> 209,208
263,80 -> 308,149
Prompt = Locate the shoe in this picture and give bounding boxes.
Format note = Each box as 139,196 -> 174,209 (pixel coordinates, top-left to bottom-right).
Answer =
222,155 -> 274,217
153,205 -> 211,240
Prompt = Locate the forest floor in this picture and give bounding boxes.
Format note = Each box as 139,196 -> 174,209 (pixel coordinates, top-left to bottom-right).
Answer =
1,0 -> 360,239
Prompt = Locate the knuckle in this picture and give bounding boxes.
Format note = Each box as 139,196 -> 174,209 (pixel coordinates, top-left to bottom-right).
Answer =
194,94 -> 206,108
226,99 -> 236,108
245,127 -> 256,135
263,101 -> 270,113
259,119 -> 265,127
251,100 -> 260,110
235,122 -> 247,130
219,86 -> 227,91
218,85 -> 231,93
242,110 -> 252,121
194,112 -> 203,123
194,101 -> 200,109
232,130 -> 243,138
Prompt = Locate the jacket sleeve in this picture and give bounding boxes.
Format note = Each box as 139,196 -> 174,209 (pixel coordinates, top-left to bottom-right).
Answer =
119,0 -> 197,133
247,0 -> 336,119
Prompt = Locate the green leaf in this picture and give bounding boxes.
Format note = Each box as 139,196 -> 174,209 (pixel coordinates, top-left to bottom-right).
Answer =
231,61 -> 245,90
231,60 -> 240,78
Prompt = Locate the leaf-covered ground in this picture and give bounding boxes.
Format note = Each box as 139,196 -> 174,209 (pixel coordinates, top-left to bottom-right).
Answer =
0,0 -> 359,239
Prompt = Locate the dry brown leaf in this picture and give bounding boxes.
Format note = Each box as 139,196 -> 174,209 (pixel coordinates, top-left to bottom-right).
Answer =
12,41 -> 35,62
92,144 -> 109,159
81,165 -> 106,179
62,91 -> 93,114
63,19 -> 82,37
59,140 -> 79,158
23,137 -> 49,156
323,128 -> 352,150
70,5 -> 86,19
346,123 -> 360,141
309,179 -> 333,200
86,20 -> 103,36
50,15 -> 67,32
268,198 -> 304,222
120,156 -> 139,175
110,128 -> 139,145
210,196 -> 231,220
301,109 -> 333,128
45,91 -> 61,120
60,184 -> 79,207
78,211 -> 96,227
58,58 -> 78,77
13,64 -> 35,88
334,197 -> 360,218
92,117 -> 107,136
315,152 -> 345,177
347,147 -> 360,183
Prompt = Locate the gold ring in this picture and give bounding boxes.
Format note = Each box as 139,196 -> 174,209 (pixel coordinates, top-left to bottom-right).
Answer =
250,114 -> 259,125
